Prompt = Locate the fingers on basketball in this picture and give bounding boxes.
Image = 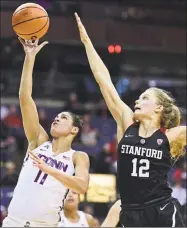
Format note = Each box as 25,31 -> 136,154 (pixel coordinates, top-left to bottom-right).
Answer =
18,37 -> 26,47
38,41 -> 48,51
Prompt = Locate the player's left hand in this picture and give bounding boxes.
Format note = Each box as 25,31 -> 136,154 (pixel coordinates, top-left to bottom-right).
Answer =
29,151 -> 51,174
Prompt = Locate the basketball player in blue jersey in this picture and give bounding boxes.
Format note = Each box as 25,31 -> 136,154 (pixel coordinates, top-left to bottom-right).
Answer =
75,13 -> 186,227
2,38 -> 90,227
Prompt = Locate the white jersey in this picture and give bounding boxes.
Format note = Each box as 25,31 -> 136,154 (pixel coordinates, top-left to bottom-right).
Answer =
58,210 -> 89,227
8,141 -> 75,225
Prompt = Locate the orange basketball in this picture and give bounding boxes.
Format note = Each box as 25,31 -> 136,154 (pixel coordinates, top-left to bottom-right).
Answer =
12,3 -> 49,40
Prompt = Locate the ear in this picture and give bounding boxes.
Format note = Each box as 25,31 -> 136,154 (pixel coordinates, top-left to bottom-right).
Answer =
71,126 -> 79,135
155,105 -> 163,113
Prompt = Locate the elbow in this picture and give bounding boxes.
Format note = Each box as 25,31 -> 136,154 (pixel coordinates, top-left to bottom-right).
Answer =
79,183 -> 88,194
19,93 -> 31,104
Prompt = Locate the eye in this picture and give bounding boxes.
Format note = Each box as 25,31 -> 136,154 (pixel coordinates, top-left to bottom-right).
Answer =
143,96 -> 148,100
61,115 -> 67,119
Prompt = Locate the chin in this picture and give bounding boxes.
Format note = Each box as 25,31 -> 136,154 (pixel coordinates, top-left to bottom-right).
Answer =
134,112 -> 146,121
50,129 -> 59,138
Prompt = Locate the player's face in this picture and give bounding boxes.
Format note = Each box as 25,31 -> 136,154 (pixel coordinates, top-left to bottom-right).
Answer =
50,112 -> 78,138
64,191 -> 79,210
134,89 -> 163,120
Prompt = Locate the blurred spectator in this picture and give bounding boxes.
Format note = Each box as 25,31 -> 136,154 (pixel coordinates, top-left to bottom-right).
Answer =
181,160 -> 187,186
81,123 -> 99,146
1,162 -> 19,187
66,92 -> 83,115
1,205 -> 7,226
1,75 -> 8,94
83,112 -> 92,124
38,108 -> 50,133
83,204 -> 94,215
3,105 -> 22,128
1,106 -> 9,120
97,99 -> 111,119
95,144 -> 113,173
1,123 -> 17,163
108,134 -> 118,162
172,170 -> 186,206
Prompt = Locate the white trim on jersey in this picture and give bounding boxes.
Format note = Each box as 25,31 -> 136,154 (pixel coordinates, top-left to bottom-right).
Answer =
172,205 -> 177,227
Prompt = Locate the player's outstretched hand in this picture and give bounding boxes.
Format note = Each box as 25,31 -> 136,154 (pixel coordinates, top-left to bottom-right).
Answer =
75,12 -> 91,45
18,37 -> 48,57
29,151 -> 50,173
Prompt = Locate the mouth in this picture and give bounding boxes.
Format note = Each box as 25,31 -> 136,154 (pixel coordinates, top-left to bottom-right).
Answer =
134,107 -> 141,111
67,199 -> 74,203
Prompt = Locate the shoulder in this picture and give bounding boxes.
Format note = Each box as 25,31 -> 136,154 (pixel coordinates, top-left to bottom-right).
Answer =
85,213 -> 94,226
73,151 -> 90,164
28,140 -> 51,153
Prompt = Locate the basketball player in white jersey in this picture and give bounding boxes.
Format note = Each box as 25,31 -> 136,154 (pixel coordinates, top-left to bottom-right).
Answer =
2,38 -> 90,227
58,190 -> 95,227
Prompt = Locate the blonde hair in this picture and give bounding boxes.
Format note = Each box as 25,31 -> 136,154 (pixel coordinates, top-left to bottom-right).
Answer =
148,87 -> 184,159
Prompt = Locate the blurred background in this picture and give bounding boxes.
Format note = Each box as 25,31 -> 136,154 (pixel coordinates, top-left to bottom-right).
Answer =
0,0 -> 186,226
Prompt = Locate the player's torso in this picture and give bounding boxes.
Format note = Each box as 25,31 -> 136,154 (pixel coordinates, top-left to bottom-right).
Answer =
8,141 -> 75,224
117,124 -> 172,206
58,211 -> 89,227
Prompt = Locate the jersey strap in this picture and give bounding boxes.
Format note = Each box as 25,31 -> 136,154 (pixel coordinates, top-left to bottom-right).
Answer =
160,127 -> 166,134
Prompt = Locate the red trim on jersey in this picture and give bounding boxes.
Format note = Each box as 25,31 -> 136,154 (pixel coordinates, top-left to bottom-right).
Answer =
160,127 -> 166,134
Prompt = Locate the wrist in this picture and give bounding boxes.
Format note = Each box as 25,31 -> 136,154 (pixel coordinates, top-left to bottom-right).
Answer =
84,40 -> 92,48
25,53 -> 36,60
47,166 -> 58,176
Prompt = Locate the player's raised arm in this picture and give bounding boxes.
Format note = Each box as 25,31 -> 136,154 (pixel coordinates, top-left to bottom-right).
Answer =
18,38 -> 49,149
75,13 -> 134,141
101,200 -> 121,227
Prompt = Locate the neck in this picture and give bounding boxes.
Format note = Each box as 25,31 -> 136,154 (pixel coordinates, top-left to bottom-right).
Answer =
52,136 -> 72,155
139,119 -> 161,137
64,207 -> 79,220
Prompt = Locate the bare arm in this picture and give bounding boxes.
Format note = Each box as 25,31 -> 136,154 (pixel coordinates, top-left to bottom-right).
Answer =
166,126 -> 186,157
85,213 -> 95,227
167,126 -> 186,145
29,151 -> 90,194
101,200 -> 121,227
18,38 -> 49,150
75,13 -> 134,141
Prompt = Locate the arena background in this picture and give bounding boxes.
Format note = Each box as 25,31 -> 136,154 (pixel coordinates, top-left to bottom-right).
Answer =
0,0 -> 186,226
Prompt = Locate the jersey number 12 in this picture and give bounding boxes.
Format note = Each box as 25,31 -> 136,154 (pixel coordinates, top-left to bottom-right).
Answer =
131,158 -> 150,177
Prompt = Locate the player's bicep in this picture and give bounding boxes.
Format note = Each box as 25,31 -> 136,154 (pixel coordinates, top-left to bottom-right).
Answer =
20,96 -> 40,143
74,152 -> 90,189
167,126 -> 186,145
38,125 -> 49,146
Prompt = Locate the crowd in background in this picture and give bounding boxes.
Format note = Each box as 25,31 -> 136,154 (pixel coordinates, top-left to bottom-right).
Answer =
1,87 -> 186,226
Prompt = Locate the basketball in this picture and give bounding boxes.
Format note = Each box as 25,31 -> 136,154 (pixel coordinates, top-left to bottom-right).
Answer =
12,3 -> 49,40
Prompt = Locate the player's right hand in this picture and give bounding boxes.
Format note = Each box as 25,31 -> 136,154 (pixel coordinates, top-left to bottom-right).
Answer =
18,37 -> 48,56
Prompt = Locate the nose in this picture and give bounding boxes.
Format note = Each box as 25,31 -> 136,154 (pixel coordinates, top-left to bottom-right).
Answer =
135,99 -> 139,104
54,117 -> 60,123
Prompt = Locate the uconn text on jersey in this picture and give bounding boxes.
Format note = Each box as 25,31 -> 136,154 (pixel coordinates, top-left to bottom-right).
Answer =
38,153 -> 69,172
